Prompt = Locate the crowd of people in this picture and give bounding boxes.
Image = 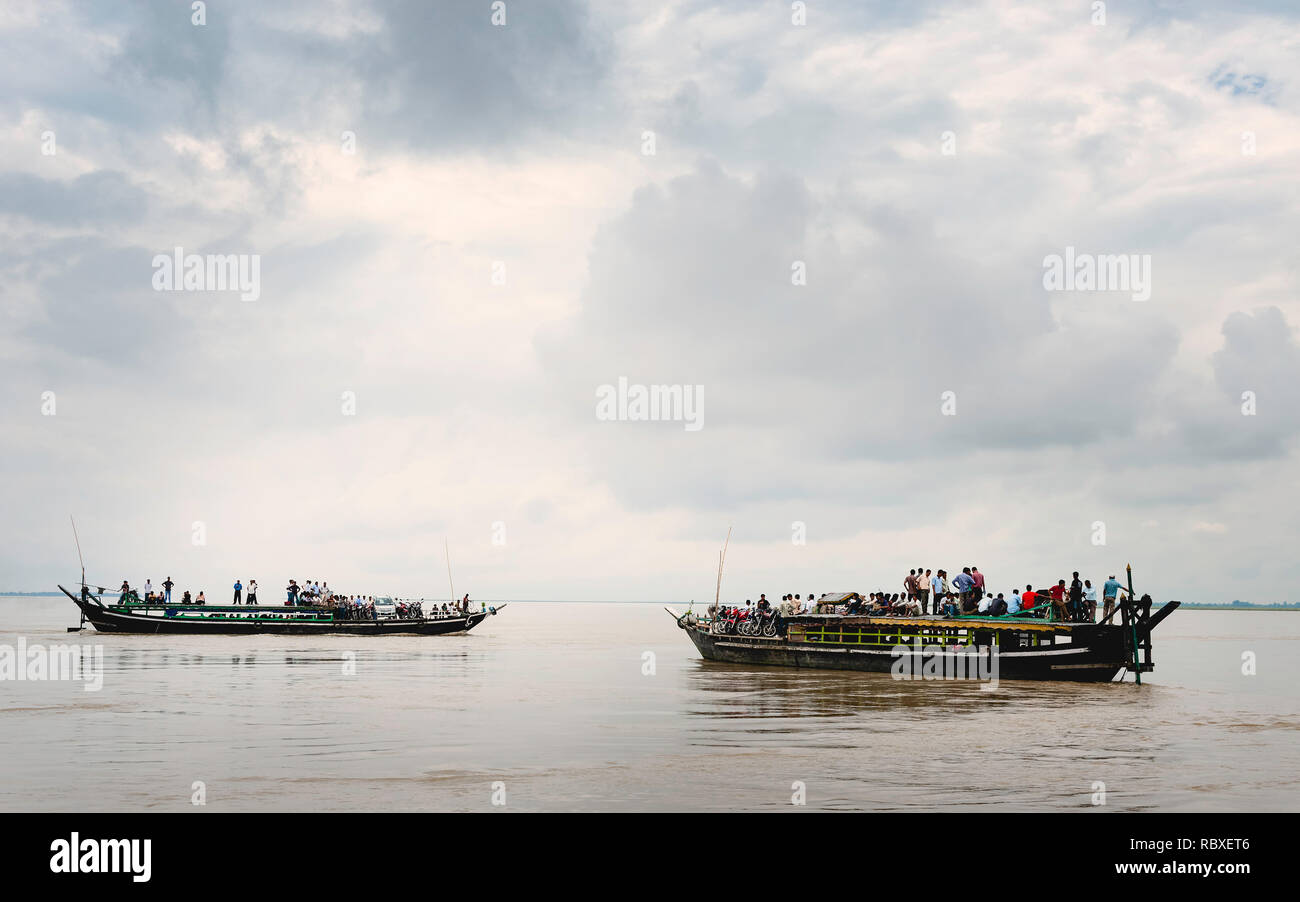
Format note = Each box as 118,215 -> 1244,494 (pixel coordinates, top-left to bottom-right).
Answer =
114,577 -> 480,620
117,577 -> 185,605
719,568 -> 1135,624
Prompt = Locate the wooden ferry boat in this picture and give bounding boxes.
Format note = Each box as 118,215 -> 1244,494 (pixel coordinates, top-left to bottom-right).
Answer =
59,584 -> 504,636
668,581 -> 1179,683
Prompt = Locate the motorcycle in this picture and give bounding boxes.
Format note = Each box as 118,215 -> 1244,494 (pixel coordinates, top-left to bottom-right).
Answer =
711,606 -> 740,635
736,607 -> 759,636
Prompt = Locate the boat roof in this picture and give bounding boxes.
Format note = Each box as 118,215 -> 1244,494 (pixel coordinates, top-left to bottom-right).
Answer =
815,592 -> 862,604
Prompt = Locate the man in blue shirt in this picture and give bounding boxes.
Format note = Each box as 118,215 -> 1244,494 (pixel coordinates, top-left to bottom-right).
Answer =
233,578 -> 242,605
1102,575 -> 1125,622
952,568 -> 976,612
1007,590 -> 1022,614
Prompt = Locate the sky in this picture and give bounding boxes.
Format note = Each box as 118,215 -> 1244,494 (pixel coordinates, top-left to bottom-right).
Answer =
1,0 -> 1298,603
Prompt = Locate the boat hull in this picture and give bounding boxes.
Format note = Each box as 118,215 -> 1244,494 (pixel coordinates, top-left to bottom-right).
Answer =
686,628 -> 1123,682
678,613 -> 1160,683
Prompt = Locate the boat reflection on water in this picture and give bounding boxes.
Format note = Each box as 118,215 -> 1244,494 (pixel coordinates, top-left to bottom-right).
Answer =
673,658 -> 1169,811
680,657 -> 1152,720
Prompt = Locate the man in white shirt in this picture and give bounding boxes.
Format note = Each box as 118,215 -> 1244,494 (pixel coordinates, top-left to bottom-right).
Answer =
144,579 -> 152,598
977,593 -> 992,614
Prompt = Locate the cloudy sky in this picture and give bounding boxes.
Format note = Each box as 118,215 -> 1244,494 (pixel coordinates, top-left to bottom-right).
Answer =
1,0 -> 1298,603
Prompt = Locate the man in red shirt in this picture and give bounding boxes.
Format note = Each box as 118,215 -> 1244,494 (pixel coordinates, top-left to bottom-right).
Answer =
1049,580 -> 1068,620
1021,584 -> 1037,610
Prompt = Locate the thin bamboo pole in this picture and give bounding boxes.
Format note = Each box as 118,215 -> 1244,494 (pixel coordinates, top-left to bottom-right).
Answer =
445,538 -> 455,608
714,527 -> 732,606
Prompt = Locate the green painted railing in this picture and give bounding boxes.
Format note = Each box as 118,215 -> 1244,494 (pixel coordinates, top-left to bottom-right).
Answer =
790,623 -> 1049,649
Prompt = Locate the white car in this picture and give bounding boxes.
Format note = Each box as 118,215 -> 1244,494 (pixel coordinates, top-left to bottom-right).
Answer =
372,596 -> 398,619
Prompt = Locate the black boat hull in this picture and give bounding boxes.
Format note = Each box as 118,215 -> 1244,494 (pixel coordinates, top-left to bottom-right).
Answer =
685,627 -> 1125,682
674,604 -> 1181,683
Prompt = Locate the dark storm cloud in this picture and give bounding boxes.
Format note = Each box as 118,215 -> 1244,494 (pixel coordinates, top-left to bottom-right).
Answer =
347,0 -> 611,151
51,0 -> 611,154
102,0 -> 232,107
20,237 -> 192,367
0,171 -> 148,226
1130,0 -> 1300,25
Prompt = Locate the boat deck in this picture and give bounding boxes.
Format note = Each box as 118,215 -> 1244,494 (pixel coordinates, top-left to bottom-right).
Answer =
786,613 -> 1082,633
100,602 -> 468,624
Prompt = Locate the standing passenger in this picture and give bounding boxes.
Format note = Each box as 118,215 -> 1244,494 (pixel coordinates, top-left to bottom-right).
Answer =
953,568 -> 976,612
1069,572 -> 1084,622
1049,580 -> 1068,620
233,578 -> 243,604
1101,575 -> 1124,622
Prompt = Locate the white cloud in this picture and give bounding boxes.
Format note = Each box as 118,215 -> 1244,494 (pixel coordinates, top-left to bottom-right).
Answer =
1,0 -> 1299,602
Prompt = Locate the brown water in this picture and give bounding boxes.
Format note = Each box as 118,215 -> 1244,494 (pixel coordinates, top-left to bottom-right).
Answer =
1,597 -> 1297,811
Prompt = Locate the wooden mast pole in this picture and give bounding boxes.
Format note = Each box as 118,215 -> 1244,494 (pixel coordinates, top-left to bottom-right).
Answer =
71,515 -> 85,588
69,515 -> 87,631
714,527 -> 731,607
445,538 -> 456,610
